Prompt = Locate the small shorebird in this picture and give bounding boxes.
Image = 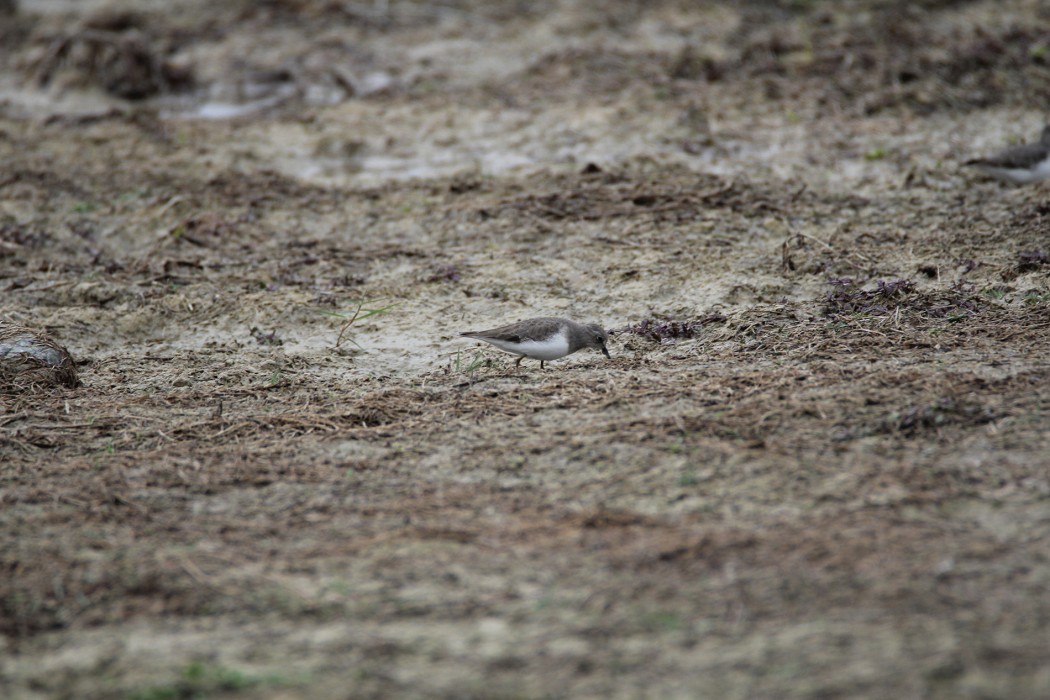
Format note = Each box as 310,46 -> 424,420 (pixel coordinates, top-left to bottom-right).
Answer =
460,317 -> 610,369
965,125 -> 1050,185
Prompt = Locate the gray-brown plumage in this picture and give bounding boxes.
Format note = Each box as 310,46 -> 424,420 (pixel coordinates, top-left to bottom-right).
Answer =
965,125 -> 1050,184
0,321 -> 79,388
460,317 -> 610,369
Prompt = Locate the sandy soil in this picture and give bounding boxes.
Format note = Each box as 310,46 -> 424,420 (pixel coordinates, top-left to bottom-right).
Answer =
3,0 -> 1050,698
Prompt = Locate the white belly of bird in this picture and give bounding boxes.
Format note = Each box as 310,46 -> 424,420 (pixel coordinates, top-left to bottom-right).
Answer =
980,156 -> 1050,184
486,334 -> 570,361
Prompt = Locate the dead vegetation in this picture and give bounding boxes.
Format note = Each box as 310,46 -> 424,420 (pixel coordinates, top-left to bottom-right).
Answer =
2,1 -> 1050,699
18,9 -> 193,99
721,2 -> 1050,114
0,321 -> 80,390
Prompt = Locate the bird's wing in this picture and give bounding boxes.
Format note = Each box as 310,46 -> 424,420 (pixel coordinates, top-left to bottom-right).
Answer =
968,143 -> 1048,170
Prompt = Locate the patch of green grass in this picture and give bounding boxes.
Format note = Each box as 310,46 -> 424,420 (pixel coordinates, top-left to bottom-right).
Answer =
92,437 -> 117,468
72,201 -> 99,214
452,350 -> 488,375
1023,290 -> 1050,305
982,287 -> 1008,300
864,147 -> 887,161
678,467 -> 700,487
326,579 -> 352,596
639,609 -> 686,633
411,78 -> 441,96
127,662 -> 298,700
186,663 -> 256,690
127,686 -> 180,700
320,299 -> 400,349
118,188 -> 149,202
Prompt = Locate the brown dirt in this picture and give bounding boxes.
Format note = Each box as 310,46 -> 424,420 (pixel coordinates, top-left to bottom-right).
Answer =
3,1 -> 1050,698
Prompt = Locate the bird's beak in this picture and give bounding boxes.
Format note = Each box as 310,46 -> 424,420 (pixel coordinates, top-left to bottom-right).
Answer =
601,344 -> 610,358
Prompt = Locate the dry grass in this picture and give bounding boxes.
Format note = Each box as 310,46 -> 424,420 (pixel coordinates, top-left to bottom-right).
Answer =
2,1 -> 1050,698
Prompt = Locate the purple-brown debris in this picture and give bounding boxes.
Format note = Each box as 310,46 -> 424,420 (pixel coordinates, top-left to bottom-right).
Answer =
619,313 -> 726,343
823,278 -> 916,316
250,327 -> 283,346
893,399 -> 996,435
1017,250 -> 1048,273
426,264 -> 461,283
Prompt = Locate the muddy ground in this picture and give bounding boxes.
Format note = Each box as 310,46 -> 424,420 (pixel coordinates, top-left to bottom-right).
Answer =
2,0 -> 1050,698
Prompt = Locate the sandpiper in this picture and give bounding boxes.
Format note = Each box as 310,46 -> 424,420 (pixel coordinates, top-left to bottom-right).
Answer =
965,125 -> 1050,184
460,317 -> 610,369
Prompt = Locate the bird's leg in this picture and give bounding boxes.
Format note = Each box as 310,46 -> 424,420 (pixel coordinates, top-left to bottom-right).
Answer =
514,356 -> 524,369
540,360 -> 545,370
